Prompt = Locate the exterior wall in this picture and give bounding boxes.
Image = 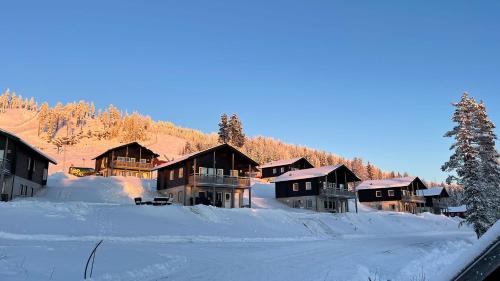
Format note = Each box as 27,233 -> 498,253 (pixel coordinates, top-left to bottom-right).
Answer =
361,200 -> 422,214
2,175 -> 44,200
158,184 -> 246,208
261,158 -> 313,178
94,143 -> 158,178
357,187 -> 402,202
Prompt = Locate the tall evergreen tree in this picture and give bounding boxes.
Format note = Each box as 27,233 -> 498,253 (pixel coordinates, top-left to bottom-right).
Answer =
218,113 -> 230,144
475,100 -> 500,225
442,93 -> 490,237
229,113 -> 245,147
366,162 -> 375,180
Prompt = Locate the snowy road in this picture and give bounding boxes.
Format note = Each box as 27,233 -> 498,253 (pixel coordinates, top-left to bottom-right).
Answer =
0,231 -> 472,281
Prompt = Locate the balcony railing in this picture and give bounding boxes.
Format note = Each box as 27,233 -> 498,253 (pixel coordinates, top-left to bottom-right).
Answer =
402,194 -> 426,203
189,174 -> 251,188
320,187 -> 356,198
112,160 -> 154,170
432,200 -> 449,209
0,159 -> 12,175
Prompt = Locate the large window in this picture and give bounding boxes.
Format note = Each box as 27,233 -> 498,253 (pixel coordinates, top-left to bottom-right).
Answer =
376,191 -> 382,197
273,168 -> 277,174
199,167 -> 208,175
388,190 -> 395,197
169,170 -> 174,180
280,167 -> 285,173
306,200 -> 313,209
293,183 -> 299,192
230,170 -> 239,177
178,168 -> 184,178
305,182 -> 312,190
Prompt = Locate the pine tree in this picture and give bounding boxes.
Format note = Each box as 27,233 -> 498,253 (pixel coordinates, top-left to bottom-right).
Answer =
366,162 -> 375,180
442,93 -> 490,238
229,113 -> 245,147
218,113 -> 230,144
475,100 -> 500,225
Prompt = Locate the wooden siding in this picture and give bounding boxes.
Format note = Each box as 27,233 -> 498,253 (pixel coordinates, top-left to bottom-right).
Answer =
261,158 -> 313,178
357,187 -> 402,202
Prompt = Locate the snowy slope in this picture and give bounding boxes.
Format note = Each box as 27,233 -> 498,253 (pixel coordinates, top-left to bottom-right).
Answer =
0,175 -> 477,281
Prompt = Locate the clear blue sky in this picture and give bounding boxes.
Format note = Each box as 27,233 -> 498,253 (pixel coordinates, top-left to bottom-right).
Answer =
1,1 -> 499,182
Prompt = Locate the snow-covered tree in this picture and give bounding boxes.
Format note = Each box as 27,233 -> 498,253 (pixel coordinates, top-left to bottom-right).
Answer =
229,113 -> 245,147
366,162 -> 375,180
442,93 -> 491,237
218,113 -> 230,144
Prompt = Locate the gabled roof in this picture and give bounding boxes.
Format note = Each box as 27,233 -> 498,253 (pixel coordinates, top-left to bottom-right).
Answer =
273,164 -> 361,182
356,177 -> 427,191
416,186 -> 449,197
92,142 -> 160,160
260,157 -> 311,169
0,128 -> 58,164
152,143 -> 259,171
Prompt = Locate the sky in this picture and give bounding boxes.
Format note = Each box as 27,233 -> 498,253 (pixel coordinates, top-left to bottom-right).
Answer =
1,0 -> 499,182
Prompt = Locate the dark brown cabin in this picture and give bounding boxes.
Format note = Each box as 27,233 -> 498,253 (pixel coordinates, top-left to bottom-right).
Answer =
154,143 -> 259,208
416,186 -> 450,214
260,157 -> 314,179
357,177 -> 428,214
1,128 -> 57,201
273,164 -> 360,213
92,142 -> 160,179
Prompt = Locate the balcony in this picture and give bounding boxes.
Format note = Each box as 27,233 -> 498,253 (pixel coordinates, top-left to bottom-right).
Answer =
402,194 -> 426,204
320,187 -> 355,198
0,159 -> 12,176
112,160 -> 154,170
432,200 -> 449,209
189,174 -> 251,188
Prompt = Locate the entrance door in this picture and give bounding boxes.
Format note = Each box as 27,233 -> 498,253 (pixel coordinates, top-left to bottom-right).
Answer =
224,193 -> 231,208
234,192 -> 240,208
216,192 -> 223,207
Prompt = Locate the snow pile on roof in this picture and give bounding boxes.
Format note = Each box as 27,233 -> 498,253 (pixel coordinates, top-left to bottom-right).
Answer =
447,205 -> 467,213
356,177 -> 416,190
260,157 -> 304,168
273,165 -> 342,182
416,187 -> 445,197
0,127 -> 58,164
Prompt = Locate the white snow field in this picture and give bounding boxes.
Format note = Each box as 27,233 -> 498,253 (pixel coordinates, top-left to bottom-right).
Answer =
0,175 -> 477,281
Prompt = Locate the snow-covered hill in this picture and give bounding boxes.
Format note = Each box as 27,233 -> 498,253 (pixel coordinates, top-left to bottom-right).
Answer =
0,174 -> 476,281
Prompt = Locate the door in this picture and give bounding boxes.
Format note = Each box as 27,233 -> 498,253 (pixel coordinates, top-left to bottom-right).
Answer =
224,193 -> 231,208
234,192 -> 240,208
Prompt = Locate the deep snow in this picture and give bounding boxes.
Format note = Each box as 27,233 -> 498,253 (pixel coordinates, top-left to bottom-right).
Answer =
0,174 -> 478,281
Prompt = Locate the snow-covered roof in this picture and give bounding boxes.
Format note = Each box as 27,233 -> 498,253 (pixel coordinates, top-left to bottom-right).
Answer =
152,143 -> 259,171
0,128 -> 58,164
92,142 -> 160,160
273,165 -> 343,182
356,177 -> 422,190
260,157 -> 306,169
446,205 -> 466,213
416,187 -> 448,197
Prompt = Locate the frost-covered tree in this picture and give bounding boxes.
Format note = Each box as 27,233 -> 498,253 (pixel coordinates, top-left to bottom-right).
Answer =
366,162 -> 375,180
475,100 -> 500,225
218,113 -> 230,144
38,103 -> 49,136
442,93 -> 491,237
229,113 -> 245,147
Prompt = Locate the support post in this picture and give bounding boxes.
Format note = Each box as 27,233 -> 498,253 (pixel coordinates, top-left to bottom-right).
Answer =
248,164 -> 252,208
1,137 -> 9,195
192,158 -> 197,206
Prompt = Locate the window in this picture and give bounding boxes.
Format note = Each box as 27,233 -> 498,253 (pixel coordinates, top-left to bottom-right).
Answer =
230,170 -> 238,177
27,157 -> 31,171
273,168 -> 277,174
140,159 -> 147,163
169,170 -> 174,180
305,182 -> 312,190
339,183 -> 344,190
117,156 -> 126,162
376,191 -> 382,197
324,201 -> 328,209
390,204 -> 396,210
129,158 -> 136,163
207,168 -> 215,176
178,191 -> 183,202
217,169 -> 224,176
178,168 -> 184,178
388,190 -> 395,197
306,200 -> 313,209
280,167 -> 285,173
199,167 -> 208,175
323,182 -> 327,188
168,193 -> 173,198
293,183 -> 299,191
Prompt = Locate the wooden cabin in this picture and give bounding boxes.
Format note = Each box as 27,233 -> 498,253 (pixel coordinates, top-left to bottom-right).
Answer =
416,186 -> 449,214
357,177 -> 427,214
260,157 -> 313,179
1,128 -> 57,201
274,165 -> 360,213
93,142 -> 160,179
154,143 -> 259,208
443,205 -> 466,219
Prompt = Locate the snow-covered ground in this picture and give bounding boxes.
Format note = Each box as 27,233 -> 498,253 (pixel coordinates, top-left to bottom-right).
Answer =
0,175 -> 477,281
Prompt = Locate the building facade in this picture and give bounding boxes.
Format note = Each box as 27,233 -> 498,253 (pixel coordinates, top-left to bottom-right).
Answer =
1,128 -> 57,201
93,142 -> 160,179
154,143 -> 259,208
260,157 -> 314,179
274,165 -> 360,213
357,177 -> 427,214
416,186 -> 449,214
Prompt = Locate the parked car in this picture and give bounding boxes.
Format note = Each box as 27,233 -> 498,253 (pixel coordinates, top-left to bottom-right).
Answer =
68,167 -> 96,177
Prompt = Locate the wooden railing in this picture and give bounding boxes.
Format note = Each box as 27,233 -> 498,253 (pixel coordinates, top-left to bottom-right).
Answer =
112,160 -> 153,170
320,187 -> 356,198
0,159 -> 12,175
402,194 -> 426,203
189,174 -> 251,188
